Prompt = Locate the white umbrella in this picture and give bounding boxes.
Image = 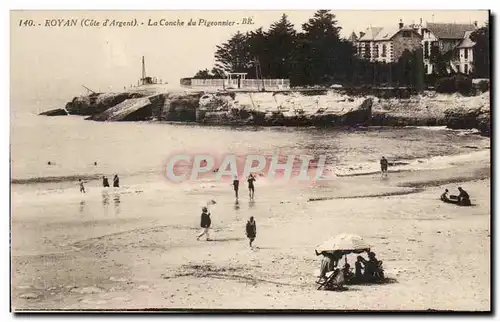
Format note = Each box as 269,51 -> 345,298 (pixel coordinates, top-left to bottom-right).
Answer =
316,233 -> 371,254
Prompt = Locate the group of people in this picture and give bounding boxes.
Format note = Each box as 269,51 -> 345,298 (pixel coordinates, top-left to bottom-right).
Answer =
102,175 -> 120,188
316,250 -> 384,285
196,206 -> 257,248
232,173 -> 256,200
78,174 -> 120,194
440,186 -> 471,206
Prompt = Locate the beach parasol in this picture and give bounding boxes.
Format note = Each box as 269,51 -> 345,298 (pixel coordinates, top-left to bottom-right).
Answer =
315,233 -> 371,254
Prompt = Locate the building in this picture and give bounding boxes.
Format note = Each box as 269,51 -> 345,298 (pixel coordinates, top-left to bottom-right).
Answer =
456,31 -> 476,74
352,20 -> 422,63
417,22 -> 477,75
350,20 -> 478,75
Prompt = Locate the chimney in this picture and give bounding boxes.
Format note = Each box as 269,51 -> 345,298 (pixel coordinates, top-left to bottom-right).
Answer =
474,21 -> 478,28
420,18 -> 423,25
399,19 -> 404,29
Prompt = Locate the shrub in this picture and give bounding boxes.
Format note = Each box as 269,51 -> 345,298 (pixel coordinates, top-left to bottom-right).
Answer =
476,80 -> 490,92
435,75 -> 473,95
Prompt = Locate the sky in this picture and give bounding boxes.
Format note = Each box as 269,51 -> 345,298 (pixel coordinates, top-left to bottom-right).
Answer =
10,10 -> 489,102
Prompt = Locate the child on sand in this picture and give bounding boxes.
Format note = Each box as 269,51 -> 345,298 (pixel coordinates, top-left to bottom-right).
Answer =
245,216 -> 257,247
197,206 -> 212,241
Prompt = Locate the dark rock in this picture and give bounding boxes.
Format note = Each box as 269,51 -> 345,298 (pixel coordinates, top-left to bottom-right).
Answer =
163,92 -> 202,122
39,108 -> 68,116
444,106 -> 490,137
65,92 -> 145,116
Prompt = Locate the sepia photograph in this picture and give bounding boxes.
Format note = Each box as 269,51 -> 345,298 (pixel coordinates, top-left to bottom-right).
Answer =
10,8 -> 491,312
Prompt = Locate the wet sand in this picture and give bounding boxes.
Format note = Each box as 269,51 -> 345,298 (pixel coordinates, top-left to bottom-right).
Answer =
11,153 -> 490,311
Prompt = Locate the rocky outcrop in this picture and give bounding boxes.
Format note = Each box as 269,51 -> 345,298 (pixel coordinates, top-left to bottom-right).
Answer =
65,92 -> 145,116
442,92 -> 490,137
41,88 -> 490,134
90,97 -> 153,121
444,107 -> 490,136
161,92 -> 203,122
39,108 -> 68,116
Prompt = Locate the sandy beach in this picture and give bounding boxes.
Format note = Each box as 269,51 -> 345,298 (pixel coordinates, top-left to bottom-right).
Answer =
11,148 -> 490,311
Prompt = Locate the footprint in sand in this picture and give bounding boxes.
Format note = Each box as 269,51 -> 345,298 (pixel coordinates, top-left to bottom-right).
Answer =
19,293 -> 40,300
71,286 -> 103,294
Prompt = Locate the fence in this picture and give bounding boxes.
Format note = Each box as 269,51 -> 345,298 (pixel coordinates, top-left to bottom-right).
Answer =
189,78 -> 290,90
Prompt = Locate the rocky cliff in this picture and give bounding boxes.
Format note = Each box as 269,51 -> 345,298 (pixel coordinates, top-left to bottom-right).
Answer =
42,89 -> 490,136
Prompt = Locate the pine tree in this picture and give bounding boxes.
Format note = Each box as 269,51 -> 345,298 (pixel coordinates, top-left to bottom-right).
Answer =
214,31 -> 252,75
300,10 -> 343,84
266,14 -> 297,78
470,22 -> 490,78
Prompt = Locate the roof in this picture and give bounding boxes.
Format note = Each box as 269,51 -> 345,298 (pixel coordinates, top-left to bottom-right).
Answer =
425,22 -> 476,39
358,25 -> 421,41
374,26 -> 420,41
358,27 -> 383,41
348,31 -> 358,42
457,31 -> 476,48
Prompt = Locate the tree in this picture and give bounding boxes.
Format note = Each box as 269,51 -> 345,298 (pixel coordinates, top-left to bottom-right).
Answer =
299,10 -> 344,84
266,14 -> 297,78
470,22 -> 490,78
214,31 -> 252,74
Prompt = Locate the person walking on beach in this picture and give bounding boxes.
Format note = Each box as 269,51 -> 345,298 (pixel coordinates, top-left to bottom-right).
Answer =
197,206 -> 212,241
232,174 -> 239,199
113,174 -> 120,188
247,173 -> 256,199
79,179 -> 86,193
380,156 -> 388,177
245,216 -> 257,248
102,176 -> 110,188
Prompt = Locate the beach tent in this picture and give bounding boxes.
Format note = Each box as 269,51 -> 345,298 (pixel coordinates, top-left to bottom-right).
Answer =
316,233 -> 371,255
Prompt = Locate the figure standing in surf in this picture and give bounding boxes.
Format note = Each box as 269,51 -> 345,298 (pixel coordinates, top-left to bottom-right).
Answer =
113,174 -> 120,188
102,176 -> 110,188
79,179 -> 86,193
380,156 -> 388,177
247,173 -> 256,199
232,174 -> 239,199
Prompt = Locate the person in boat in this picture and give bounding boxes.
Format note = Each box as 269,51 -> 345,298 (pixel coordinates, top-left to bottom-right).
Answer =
440,189 -> 449,201
457,187 -> 471,206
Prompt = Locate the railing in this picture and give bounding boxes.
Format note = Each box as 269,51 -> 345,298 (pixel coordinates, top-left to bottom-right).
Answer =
189,78 -> 290,90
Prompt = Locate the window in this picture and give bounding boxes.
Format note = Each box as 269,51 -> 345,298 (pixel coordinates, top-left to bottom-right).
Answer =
373,44 -> 379,58
424,42 -> 429,59
382,44 -> 387,57
364,43 -> 371,59
464,49 -> 468,60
